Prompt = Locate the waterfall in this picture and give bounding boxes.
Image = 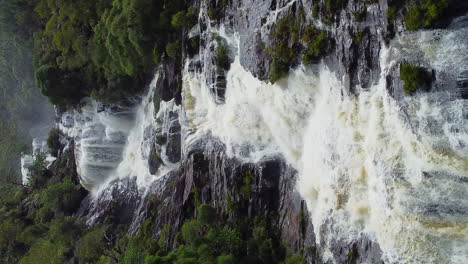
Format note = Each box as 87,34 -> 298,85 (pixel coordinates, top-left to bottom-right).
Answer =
53,13 -> 468,263
183,23 -> 468,263
60,72 -> 181,192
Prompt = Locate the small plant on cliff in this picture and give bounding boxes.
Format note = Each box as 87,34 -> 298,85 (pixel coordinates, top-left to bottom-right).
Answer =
302,26 -> 329,65
47,128 -> 61,157
404,0 -> 450,30
267,14 -> 300,83
400,63 -> 432,94
216,42 -> 231,71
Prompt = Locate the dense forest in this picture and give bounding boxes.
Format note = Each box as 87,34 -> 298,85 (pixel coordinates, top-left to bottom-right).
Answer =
33,0 -> 197,105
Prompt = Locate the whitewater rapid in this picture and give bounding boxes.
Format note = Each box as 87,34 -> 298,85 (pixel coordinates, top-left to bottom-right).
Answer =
183,24 -> 468,263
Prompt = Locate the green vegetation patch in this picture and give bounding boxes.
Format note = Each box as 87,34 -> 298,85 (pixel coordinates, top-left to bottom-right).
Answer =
268,13 -> 331,83
267,14 -> 301,83
33,0 -> 198,105
404,0 -> 450,30
302,26 -> 330,65
400,63 -> 432,94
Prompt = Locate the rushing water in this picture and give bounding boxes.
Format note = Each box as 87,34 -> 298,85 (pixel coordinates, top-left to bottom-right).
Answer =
183,22 -> 468,263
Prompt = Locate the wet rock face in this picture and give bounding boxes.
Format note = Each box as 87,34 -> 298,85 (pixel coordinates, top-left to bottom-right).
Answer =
77,177 -> 140,227
128,139 -> 316,252
457,70 -> 468,99
166,119 -> 181,163
148,145 -> 162,175
156,59 -> 182,105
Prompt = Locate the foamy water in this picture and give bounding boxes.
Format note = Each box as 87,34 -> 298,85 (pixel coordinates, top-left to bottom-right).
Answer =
182,25 -> 468,263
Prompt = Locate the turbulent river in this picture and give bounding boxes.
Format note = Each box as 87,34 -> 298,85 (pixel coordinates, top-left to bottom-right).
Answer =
43,16 -> 468,264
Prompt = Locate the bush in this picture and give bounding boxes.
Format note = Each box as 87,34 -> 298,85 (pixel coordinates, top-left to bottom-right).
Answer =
216,43 -> 230,71
171,10 -> 190,29
166,41 -> 180,59
404,0 -> 450,30
34,65 -> 85,106
302,26 -> 329,65
47,128 -> 61,157
267,14 -> 299,82
197,205 -> 217,226
217,254 -> 235,264
400,63 -> 432,94
269,59 -> 289,83
40,179 -> 83,215
76,227 -> 107,262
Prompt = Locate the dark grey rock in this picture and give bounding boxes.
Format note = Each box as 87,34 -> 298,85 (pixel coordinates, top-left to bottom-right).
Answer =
457,70 -> 468,99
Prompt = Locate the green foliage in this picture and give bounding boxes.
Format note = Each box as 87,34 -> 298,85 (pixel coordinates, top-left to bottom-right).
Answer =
387,6 -> 397,22
182,220 -> 201,246
322,0 -> 347,24
40,178 -> 83,215
216,43 -> 231,71
217,254 -> 235,264
27,153 -> 50,189
171,7 -> 197,30
267,14 -> 300,83
354,9 -> 367,22
197,204 -> 217,226
284,254 -> 306,264
135,204 -> 300,264
240,171 -> 253,200
400,63 -> 432,94
18,239 -> 66,264
76,226 -> 107,262
268,12 -> 331,82
47,128 -> 61,157
166,41 -> 181,59
33,0 -> 194,104
35,64 -> 85,105
0,161 -> 90,264
302,26 -> 329,65
404,0 -> 450,30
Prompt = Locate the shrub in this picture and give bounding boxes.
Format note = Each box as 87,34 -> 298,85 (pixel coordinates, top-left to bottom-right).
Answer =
76,227 -> 107,262
404,0 -> 450,30
197,205 -> 217,226
217,254 -> 235,264
122,247 -> 145,264
400,63 -> 432,94
166,41 -> 180,59
40,179 -> 83,214
268,14 -> 298,78
387,6 -> 397,22
18,239 -> 66,264
354,10 -> 366,22
47,128 -> 61,157
216,43 -> 230,71
171,11 -> 188,29
181,220 -> 201,245
34,65 -> 85,106
302,26 -> 329,65
269,59 -> 289,83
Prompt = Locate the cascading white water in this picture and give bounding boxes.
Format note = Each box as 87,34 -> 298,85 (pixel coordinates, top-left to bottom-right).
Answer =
59,98 -> 136,190
21,138 -> 56,184
59,72 -> 181,193
111,74 -> 180,191
183,21 -> 468,263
